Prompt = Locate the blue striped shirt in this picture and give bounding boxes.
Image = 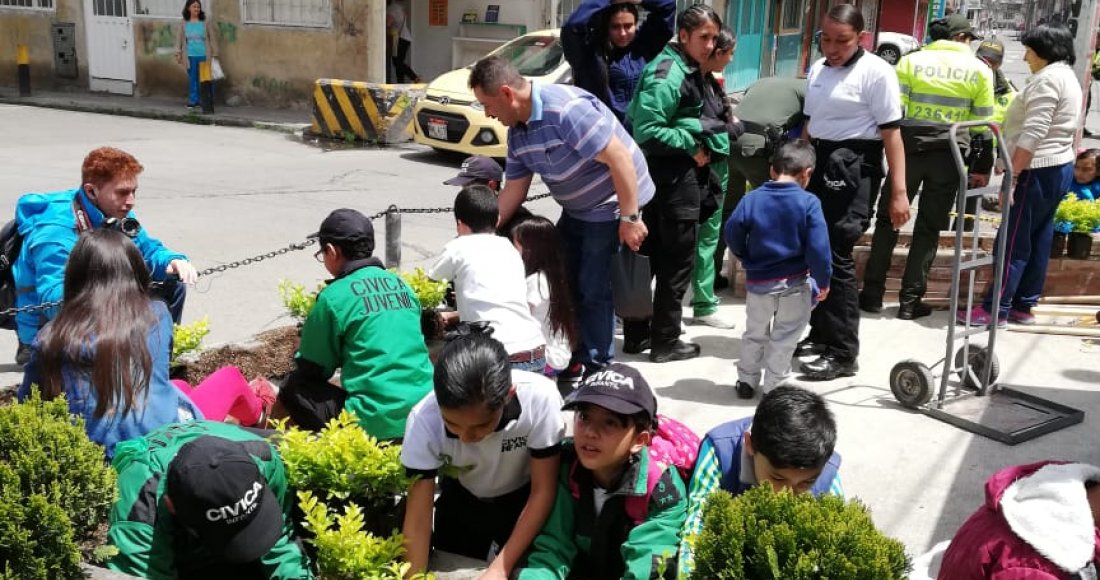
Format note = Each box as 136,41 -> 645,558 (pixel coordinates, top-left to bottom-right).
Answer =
505,82 -> 655,222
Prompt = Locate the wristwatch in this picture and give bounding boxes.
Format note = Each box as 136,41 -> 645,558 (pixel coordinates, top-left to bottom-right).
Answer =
620,212 -> 642,223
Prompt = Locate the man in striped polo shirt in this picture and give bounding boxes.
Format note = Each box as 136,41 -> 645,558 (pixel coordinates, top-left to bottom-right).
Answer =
469,55 -> 655,377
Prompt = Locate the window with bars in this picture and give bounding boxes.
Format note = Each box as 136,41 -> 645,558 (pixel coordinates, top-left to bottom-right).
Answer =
134,0 -> 186,18
779,0 -> 803,31
242,0 -> 330,27
0,0 -> 54,11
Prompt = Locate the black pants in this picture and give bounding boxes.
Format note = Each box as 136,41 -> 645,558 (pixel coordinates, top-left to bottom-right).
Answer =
433,478 -> 530,561
806,139 -> 884,361
622,208 -> 699,349
391,38 -> 418,83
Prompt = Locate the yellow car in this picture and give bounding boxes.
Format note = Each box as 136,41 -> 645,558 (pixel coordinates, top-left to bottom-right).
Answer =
413,29 -> 571,158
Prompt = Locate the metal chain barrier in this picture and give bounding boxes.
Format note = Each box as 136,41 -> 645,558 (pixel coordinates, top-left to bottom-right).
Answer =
0,190 -> 556,319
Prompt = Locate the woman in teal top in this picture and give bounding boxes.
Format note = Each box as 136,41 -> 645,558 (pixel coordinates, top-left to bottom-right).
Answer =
175,0 -> 217,108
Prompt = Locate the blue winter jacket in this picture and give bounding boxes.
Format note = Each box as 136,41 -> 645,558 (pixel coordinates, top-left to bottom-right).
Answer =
19,300 -> 203,458
12,187 -> 186,344
562,0 -> 675,128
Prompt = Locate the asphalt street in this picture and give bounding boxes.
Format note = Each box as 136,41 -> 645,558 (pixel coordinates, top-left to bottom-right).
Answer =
1,31 -> 1098,565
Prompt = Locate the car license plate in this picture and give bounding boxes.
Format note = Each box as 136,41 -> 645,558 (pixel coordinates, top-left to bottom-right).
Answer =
428,118 -> 448,140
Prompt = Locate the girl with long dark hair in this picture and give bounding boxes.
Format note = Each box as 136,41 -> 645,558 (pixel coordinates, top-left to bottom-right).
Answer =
19,229 -> 269,457
510,216 -> 578,374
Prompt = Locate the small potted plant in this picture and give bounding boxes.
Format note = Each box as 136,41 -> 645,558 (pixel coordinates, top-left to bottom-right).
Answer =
1055,195 -> 1100,259
690,486 -> 910,579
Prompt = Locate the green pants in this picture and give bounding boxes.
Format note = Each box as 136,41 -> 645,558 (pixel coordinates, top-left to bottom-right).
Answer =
691,158 -> 729,317
862,148 -> 961,303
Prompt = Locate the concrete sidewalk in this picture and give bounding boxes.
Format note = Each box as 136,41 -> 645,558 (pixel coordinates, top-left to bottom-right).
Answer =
0,87 -> 310,134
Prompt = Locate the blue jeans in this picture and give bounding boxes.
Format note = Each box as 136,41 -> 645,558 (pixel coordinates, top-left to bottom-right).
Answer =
187,56 -> 205,106
983,162 -> 1073,316
510,357 -> 546,374
558,213 -> 619,369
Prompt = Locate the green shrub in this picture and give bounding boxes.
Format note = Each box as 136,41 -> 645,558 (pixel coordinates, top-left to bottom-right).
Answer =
171,316 -> 210,364
0,391 -> 117,579
1055,194 -> 1100,233
299,491 -> 429,580
279,279 -> 324,320
397,267 -> 449,310
691,486 -> 910,580
276,411 -> 411,507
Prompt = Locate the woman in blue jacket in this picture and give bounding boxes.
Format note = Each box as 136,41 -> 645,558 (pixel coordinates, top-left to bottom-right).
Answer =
20,229 -> 268,457
562,0 -> 676,128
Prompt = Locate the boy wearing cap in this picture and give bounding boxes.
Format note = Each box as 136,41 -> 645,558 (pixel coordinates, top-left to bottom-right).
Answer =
678,386 -> 842,577
401,334 -> 565,579
516,363 -> 688,580
107,421 -> 312,579
277,208 -> 433,437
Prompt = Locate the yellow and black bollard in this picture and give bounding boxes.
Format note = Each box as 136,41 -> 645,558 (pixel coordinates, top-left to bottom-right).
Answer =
16,44 -> 30,97
199,59 -> 214,114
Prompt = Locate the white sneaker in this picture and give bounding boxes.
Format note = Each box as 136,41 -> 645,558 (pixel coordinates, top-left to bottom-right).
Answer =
691,312 -> 736,329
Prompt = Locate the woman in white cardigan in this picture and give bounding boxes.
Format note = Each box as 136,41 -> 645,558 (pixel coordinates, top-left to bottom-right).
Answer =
958,25 -> 1081,327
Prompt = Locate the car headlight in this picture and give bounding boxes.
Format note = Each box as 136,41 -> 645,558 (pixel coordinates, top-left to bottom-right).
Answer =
470,101 -> 484,111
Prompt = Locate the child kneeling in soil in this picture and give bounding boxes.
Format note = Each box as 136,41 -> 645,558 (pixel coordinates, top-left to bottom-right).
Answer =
678,386 -> 842,577
20,229 -> 273,459
401,333 -> 565,579
277,208 -> 433,439
514,363 -> 690,580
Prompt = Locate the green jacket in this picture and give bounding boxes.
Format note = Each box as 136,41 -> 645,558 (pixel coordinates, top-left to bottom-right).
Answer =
517,443 -> 687,580
107,421 -> 312,580
895,40 -> 994,151
295,258 -> 433,439
628,44 -> 726,159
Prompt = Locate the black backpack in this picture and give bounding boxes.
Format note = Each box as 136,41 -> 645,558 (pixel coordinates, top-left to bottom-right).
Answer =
0,219 -> 24,329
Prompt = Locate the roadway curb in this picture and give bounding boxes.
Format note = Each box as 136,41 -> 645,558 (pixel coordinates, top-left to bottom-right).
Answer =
0,95 -> 309,135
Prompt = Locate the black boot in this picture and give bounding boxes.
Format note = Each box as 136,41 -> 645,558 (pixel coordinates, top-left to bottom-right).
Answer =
898,300 -> 932,320
800,354 -> 859,381
649,340 -> 700,363
858,291 -> 883,314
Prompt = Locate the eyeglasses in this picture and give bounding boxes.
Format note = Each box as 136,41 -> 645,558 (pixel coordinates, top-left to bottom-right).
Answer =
313,248 -> 325,263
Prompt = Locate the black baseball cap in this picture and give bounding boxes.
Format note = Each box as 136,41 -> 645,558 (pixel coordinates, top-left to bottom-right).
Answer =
563,363 -> 657,422
943,13 -> 982,40
312,208 -> 376,252
166,437 -> 284,564
976,40 -> 1005,65
444,155 -> 504,186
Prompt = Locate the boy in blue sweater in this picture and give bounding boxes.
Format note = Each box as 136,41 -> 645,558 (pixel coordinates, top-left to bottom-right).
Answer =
724,140 -> 831,399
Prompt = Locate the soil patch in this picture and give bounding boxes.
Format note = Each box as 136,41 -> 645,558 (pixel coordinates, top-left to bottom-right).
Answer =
178,325 -> 300,384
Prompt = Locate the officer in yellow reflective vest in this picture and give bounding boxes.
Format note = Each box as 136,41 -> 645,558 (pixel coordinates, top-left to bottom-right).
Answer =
860,13 -> 994,320
965,39 -> 1017,224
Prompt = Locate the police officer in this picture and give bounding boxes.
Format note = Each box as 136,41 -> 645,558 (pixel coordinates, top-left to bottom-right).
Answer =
859,13 -> 994,320
712,76 -> 807,290
967,39 -> 1017,195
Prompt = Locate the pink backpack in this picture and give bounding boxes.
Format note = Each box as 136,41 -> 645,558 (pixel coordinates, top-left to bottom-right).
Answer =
568,414 -> 700,525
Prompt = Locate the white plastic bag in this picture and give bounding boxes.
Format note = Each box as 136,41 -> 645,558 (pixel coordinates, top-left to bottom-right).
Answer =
210,57 -> 225,81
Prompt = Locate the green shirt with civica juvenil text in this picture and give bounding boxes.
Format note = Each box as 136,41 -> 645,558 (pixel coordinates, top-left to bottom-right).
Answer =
297,263 -> 433,439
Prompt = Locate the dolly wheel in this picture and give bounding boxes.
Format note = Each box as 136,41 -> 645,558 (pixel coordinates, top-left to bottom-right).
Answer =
954,346 -> 1000,391
890,360 -> 934,409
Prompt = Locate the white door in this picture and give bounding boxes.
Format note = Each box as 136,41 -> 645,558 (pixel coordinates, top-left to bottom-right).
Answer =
85,0 -> 136,95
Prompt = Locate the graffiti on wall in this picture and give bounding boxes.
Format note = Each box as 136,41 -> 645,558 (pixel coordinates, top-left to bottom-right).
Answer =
252,75 -> 291,94
216,21 -> 237,44
139,21 -> 177,57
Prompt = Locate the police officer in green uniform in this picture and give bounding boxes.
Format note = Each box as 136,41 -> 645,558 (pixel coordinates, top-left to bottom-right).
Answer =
712,76 -> 807,289
859,13 -> 994,319
277,208 -> 433,438
967,39 -> 1017,199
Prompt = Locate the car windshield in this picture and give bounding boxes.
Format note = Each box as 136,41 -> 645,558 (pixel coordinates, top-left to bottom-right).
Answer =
488,35 -> 564,77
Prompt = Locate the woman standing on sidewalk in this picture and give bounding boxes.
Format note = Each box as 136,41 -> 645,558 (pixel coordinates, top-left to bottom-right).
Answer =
958,25 -> 1080,327
797,4 -> 908,381
175,0 -> 217,109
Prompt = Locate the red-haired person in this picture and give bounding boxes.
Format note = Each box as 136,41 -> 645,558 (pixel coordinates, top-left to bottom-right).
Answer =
11,147 -> 197,364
